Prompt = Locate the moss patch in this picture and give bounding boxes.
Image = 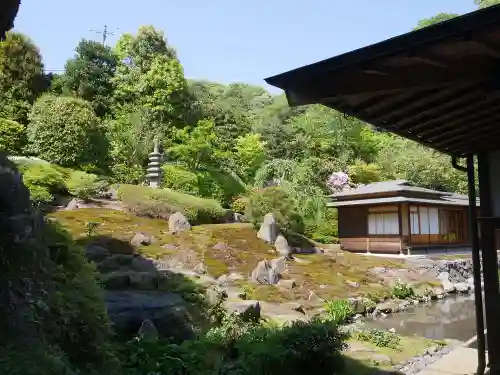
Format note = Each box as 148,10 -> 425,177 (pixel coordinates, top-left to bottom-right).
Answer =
50,208 -> 412,302
344,336 -> 444,374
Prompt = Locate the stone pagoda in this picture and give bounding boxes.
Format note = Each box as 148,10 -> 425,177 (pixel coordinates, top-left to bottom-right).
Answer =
146,138 -> 163,188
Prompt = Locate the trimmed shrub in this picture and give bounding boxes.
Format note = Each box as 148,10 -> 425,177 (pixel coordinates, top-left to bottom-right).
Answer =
20,163 -> 65,204
161,164 -> 199,196
0,118 -> 27,155
161,164 -> 247,207
245,186 -> 304,233
21,163 -> 65,191
230,196 -> 249,214
27,94 -> 108,168
65,170 -> 108,200
117,184 -> 226,224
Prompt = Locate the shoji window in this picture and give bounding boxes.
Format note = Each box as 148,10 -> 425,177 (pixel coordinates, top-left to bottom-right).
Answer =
368,207 -> 400,235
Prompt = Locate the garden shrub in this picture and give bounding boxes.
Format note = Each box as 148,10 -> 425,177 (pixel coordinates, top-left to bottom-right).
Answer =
230,195 -> 248,214
354,328 -> 401,350
26,184 -> 53,204
232,319 -> 347,375
65,170 -> 108,200
117,184 -> 226,224
161,164 -> 247,207
120,315 -> 347,375
27,94 -> 108,168
40,224 -> 119,372
161,164 -> 200,196
20,163 -> 65,204
0,117 -> 27,155
245,186 -> 304,233
111,163 -> 144,184
392,281 -> 415,299
21,163 -> 65,191
308,208 -> 339,244
323,299 -> 354,325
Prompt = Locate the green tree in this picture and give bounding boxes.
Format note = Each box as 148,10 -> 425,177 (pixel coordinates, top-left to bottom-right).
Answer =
27,94 -> 108,168
139,54 -> 189,125
233,133 -> 267,182
0,31 -> 47,124
0,117 -> 26,154
414,13 -> 459,30
106,107 -> 154,182
113,26 -> 190,128
376,135 -> 467,193
168,119 -> 222,170
62,39 -> 118,117
474,0 -> 500,8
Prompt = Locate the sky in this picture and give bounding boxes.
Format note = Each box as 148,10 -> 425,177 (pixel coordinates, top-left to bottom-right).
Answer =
15,0 -> 477,93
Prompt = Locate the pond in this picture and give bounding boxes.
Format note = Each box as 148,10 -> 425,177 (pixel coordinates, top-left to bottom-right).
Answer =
364,294 -> 482,343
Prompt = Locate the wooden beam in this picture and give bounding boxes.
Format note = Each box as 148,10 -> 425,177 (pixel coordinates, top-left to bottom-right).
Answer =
438,123 -> 500,150
410,54 -> 448,68
403,95 -> 499,136
469,39 -> 500,59
287,58 -> 492,103
427,112 -> 500,143
393,89 -> 482,128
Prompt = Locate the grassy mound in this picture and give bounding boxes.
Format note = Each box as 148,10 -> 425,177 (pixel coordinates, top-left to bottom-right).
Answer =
51,208 -> 412,302
117,184 -> 226,224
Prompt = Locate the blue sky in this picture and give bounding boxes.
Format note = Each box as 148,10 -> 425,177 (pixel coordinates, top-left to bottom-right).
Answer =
15,1 -> 476,93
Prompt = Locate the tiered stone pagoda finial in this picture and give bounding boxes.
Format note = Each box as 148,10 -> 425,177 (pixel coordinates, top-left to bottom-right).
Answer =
146,138 -> 163,188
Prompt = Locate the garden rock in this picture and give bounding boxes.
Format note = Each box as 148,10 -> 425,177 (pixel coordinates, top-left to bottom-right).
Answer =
346,280 -> 360,288
251,259 -> 282,285
375,301 -> 399,314
455,282 -> 470,293
217,272 -> 244,284
101,270 -> 161,289
84,244 -> 109,262
257,213 -> 279,243
213,242 -> 229,250
225,300 -> 261,322
131,232 -> 152,247
277,279 -> 297,290
105,290 -> 194,341
137,319 -> 159,341
274,234 -> 291,257
169,212 -> 191,234
308,290 -> 323,304
348,297 -> 365,314
65,198 -> 79,210
205,285 -> 227,306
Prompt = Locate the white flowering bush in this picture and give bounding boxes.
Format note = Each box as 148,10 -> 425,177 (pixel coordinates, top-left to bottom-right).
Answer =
326,171 -> 349,193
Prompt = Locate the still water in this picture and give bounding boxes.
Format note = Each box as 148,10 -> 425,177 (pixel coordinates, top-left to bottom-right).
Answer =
364,294 -> 481,342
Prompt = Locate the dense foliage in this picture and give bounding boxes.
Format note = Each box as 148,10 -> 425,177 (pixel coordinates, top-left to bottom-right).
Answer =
27,94 -> 108,168
120,313 -> 347,375
0,117 -> 26,154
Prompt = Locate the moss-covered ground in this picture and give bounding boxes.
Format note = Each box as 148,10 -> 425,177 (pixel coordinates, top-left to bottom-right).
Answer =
51,208 -> 435,302
344,336 -> 445,375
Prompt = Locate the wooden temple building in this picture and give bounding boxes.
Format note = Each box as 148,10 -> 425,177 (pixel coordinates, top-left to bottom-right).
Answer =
329,180 -> 477,255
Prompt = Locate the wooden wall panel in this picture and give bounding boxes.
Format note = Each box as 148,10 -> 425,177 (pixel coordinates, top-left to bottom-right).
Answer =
338,206 -> 368,238
340,237 -> 402,254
